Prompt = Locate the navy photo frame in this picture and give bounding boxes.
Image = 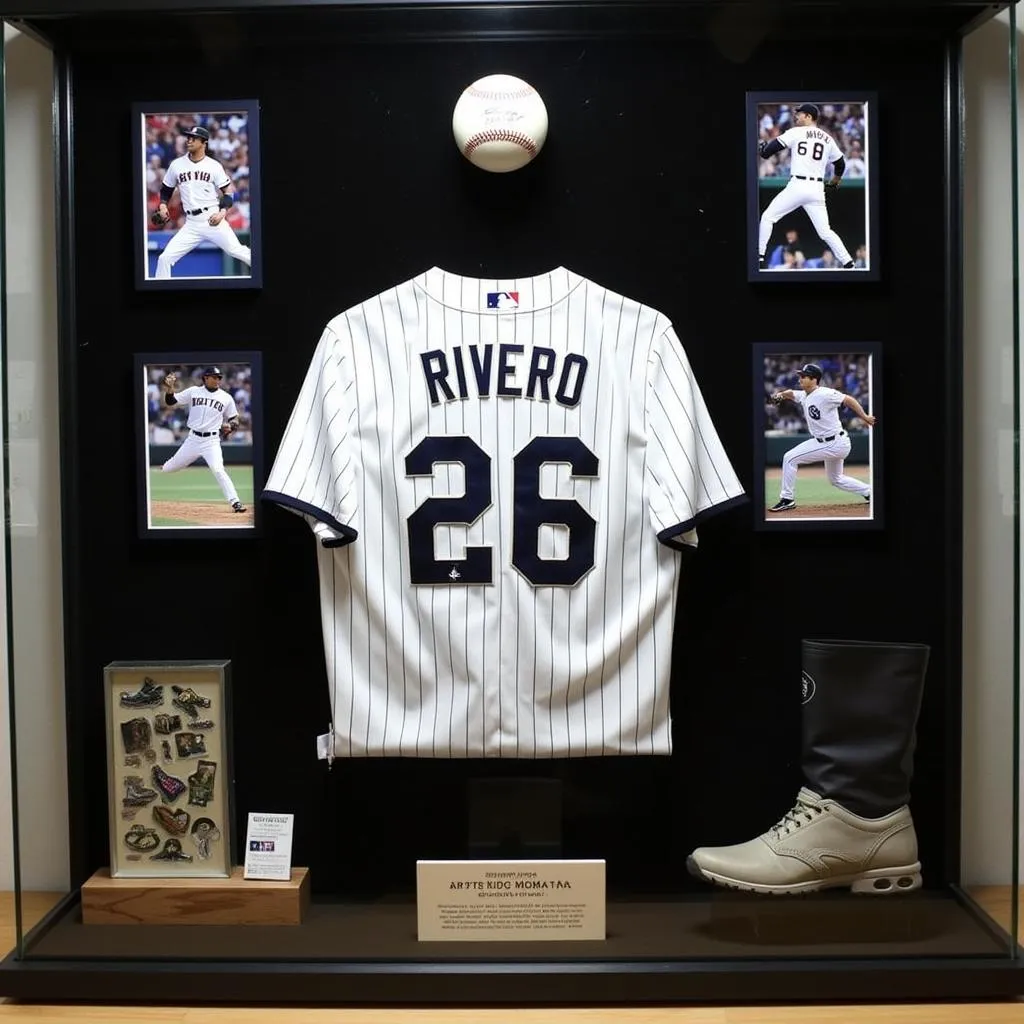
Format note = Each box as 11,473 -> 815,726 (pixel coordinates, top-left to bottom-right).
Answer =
135,351 -> 264,540
752,342 -> 883,532
132,99 -> 263,290
747,91 -> 880,283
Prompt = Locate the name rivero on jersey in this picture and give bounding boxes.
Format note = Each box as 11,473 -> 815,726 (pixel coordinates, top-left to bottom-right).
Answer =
420,344 -> 588,408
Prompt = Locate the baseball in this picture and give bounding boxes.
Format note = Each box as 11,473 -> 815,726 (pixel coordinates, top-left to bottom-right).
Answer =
452,74 -> 548,173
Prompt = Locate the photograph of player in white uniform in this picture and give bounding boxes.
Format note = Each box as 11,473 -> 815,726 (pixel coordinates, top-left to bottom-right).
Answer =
754,346 -> 881,529
747,94 -> 877,281
133,102 -> 262,289
261,267 -> 746,759
138,356 -> 261,536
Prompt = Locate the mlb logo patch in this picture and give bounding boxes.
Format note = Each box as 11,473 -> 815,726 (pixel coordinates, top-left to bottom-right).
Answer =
486,291 -> 520,309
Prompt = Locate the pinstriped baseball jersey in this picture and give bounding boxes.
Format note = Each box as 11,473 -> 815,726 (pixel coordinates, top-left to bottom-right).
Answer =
262,267 -> 745,758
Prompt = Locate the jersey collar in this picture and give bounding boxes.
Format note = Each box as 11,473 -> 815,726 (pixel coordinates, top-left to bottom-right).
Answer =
416,266 -> 583,313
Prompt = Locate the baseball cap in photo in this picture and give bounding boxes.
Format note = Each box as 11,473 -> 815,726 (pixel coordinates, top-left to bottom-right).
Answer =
798,363 -> 823,380
184,125 -> 211,141
796,103 -> 820,118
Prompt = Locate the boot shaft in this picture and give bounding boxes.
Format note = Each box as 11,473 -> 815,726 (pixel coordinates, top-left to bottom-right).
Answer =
801,639 -> 930,817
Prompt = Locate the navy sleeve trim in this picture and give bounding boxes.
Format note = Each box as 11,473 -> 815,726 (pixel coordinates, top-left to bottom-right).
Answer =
657,493 -> 749,550
260,490 -> 358,547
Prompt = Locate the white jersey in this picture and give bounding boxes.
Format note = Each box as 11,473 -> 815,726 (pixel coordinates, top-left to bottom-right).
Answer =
263,267 -> 745,759
173,386 -> 238,432
791,386 -> 844,437
162,154 -> 230,212
778,125 -> 843,179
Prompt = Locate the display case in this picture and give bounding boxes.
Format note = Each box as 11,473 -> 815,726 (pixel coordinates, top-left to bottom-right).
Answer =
0,0 -> 1022,1004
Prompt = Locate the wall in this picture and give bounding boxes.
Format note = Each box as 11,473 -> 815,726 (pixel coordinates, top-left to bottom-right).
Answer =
0,22 -> 67,892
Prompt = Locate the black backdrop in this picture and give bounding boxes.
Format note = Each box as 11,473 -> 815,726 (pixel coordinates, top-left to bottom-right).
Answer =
54,5 -> 957,897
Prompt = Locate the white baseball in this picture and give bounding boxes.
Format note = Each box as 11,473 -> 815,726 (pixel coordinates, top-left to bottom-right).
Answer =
452,74 -> 548,173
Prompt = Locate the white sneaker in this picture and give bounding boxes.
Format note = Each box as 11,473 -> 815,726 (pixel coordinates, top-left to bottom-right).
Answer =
686,787 -> 922,895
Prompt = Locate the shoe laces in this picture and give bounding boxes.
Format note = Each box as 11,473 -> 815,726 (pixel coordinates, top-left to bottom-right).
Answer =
769,796 -> 824,836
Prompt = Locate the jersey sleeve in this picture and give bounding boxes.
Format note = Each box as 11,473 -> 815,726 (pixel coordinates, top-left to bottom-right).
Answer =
827,136 -> 844,164
223,394 -> 239,420
645,327 -> 746,550
261,325 -> 359,548
777,127 -> 797,150
161,162 -> 179,188
211,160 -> 231,190
172,386 -> 195,409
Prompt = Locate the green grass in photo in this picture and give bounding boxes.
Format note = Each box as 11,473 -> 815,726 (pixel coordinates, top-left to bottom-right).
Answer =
149,465 -> 255,505
763,466 -> 869,508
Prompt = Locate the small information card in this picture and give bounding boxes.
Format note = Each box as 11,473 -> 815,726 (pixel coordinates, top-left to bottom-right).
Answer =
416,859 -> 605,941
242,812 -> 294,881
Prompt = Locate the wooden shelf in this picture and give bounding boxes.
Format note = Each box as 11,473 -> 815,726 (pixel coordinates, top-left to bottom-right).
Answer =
81,866 -> 310,925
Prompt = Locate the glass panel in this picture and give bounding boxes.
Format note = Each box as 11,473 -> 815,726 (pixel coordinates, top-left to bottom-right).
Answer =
1,19 -> 69,957
0,1 -> 1020,1002
0,20 -> 11,958
960,0 -> 1021,955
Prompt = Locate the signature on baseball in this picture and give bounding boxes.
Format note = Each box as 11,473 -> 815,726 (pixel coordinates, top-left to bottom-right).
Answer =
483,107 -> 525,125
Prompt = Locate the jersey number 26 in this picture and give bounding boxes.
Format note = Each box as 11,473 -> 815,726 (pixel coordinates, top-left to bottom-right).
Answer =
405,435 -> 598,588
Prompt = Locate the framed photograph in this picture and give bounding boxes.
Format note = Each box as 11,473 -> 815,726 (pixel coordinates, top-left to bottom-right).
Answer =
747,92 -> 878,282
753,343 -> 882,531
104,660 -> 234,879
136,352 -> 263,539
132,100 -> 262,289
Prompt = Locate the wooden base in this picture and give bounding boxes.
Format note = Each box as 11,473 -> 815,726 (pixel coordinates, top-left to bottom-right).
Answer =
81,866 -> 310,925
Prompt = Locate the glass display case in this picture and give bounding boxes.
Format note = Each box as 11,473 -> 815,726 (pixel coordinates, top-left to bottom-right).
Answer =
0,0 -> 1021,1003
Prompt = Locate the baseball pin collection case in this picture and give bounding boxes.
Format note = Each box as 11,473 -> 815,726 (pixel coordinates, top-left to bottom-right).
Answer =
0,0 -> 1022,1005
